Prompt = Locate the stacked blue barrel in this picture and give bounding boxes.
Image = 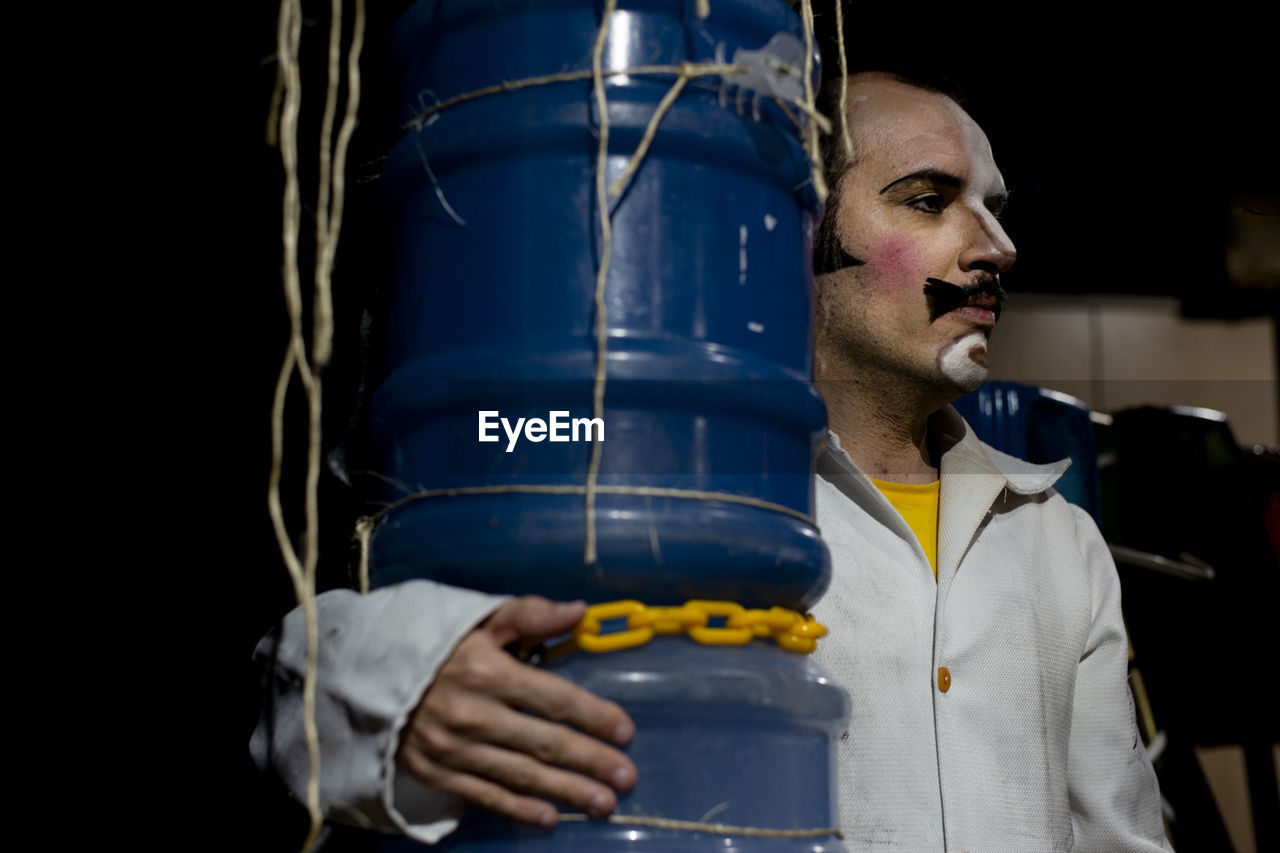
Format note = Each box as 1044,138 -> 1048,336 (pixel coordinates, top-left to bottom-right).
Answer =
373,1 -> 848,849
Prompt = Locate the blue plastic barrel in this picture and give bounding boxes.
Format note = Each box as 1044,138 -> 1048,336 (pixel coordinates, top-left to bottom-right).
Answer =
372,2 -> 847,849
380,642 -> 847,853
371,0 -> 829,609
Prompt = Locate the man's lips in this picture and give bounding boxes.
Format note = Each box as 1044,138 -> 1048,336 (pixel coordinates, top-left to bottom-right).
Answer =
950,305 -> 997,326
923,278 -> 1006,324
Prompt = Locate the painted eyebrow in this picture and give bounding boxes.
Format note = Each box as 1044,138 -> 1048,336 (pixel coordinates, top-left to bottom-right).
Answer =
878,169 -> 963,195
879,170 -> 1011,210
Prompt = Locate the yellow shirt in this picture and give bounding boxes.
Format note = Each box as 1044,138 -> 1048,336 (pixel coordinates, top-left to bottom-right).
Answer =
870,478 -> 940,578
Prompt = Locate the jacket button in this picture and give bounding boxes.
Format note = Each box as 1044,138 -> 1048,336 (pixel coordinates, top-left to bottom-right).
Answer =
937,667 -> 952,692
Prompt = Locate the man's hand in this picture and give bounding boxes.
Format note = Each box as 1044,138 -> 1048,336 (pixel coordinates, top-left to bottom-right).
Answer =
397,597 -> 637,828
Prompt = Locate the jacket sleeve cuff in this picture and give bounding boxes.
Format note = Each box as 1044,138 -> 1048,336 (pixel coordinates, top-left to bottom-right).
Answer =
252,580 -> 509,843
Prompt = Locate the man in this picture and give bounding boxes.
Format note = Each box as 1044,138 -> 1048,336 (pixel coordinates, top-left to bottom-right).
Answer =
255,73 -> 1171,850
805,73 -> 1169,850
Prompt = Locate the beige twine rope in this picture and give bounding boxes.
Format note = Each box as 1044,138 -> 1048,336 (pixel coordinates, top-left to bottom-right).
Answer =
558,812 -> 843,838
583,0 -> 619,565
401,63 -> 831,166
355,484 -> 816,595
267,0 -> 364,849
833,0 -> 853,158
798,0 -> 826,203
403,64 -> 745,131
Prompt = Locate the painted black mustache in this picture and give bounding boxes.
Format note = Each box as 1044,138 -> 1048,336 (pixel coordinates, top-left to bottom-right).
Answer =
923,277 -> 1007,322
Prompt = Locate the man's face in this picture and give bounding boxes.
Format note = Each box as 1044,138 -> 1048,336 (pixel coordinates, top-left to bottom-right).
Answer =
815,77 -> 1016,396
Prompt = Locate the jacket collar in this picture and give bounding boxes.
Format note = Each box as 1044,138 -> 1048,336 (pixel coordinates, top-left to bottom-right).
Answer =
929,405 -> 1072,496
819,405 -> 1072,582
819,406 -> 1072,495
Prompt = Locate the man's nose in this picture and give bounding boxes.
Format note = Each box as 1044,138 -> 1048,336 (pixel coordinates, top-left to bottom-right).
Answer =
958,209 -> 1017,275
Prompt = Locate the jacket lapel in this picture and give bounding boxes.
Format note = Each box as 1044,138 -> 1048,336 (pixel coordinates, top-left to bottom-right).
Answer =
817,432 -> 932,572
820,409 -> 1072,590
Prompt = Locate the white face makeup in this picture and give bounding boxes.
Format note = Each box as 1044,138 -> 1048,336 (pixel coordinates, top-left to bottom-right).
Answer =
938,331 -> 989,392
813,77 -> 1016,398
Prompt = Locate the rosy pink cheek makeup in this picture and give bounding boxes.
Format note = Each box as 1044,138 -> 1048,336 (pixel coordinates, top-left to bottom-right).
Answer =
865,232 -> 924,291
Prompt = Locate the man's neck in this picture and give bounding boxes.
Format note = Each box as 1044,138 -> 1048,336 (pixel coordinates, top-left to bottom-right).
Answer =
816,371 -> 949,485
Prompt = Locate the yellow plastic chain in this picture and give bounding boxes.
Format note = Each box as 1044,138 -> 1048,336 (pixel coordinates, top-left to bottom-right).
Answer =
574,600 -> 827,654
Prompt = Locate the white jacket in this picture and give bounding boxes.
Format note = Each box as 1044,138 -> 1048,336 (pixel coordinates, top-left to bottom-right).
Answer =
254,408 -> 1171,850
814,408 -> 1170,851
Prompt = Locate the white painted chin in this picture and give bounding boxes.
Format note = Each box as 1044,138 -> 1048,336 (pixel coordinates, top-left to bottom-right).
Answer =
938,332 -> 989,392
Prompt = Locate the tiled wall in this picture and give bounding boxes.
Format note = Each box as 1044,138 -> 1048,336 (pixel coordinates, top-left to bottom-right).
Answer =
986,295 -> 1278,446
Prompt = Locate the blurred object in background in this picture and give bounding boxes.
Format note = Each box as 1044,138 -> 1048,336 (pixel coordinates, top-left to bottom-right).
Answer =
1107,406 -> 1279,853
984,294 -> 1278,449
952,382 -> 1101,522
957,388 -> 1280,851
